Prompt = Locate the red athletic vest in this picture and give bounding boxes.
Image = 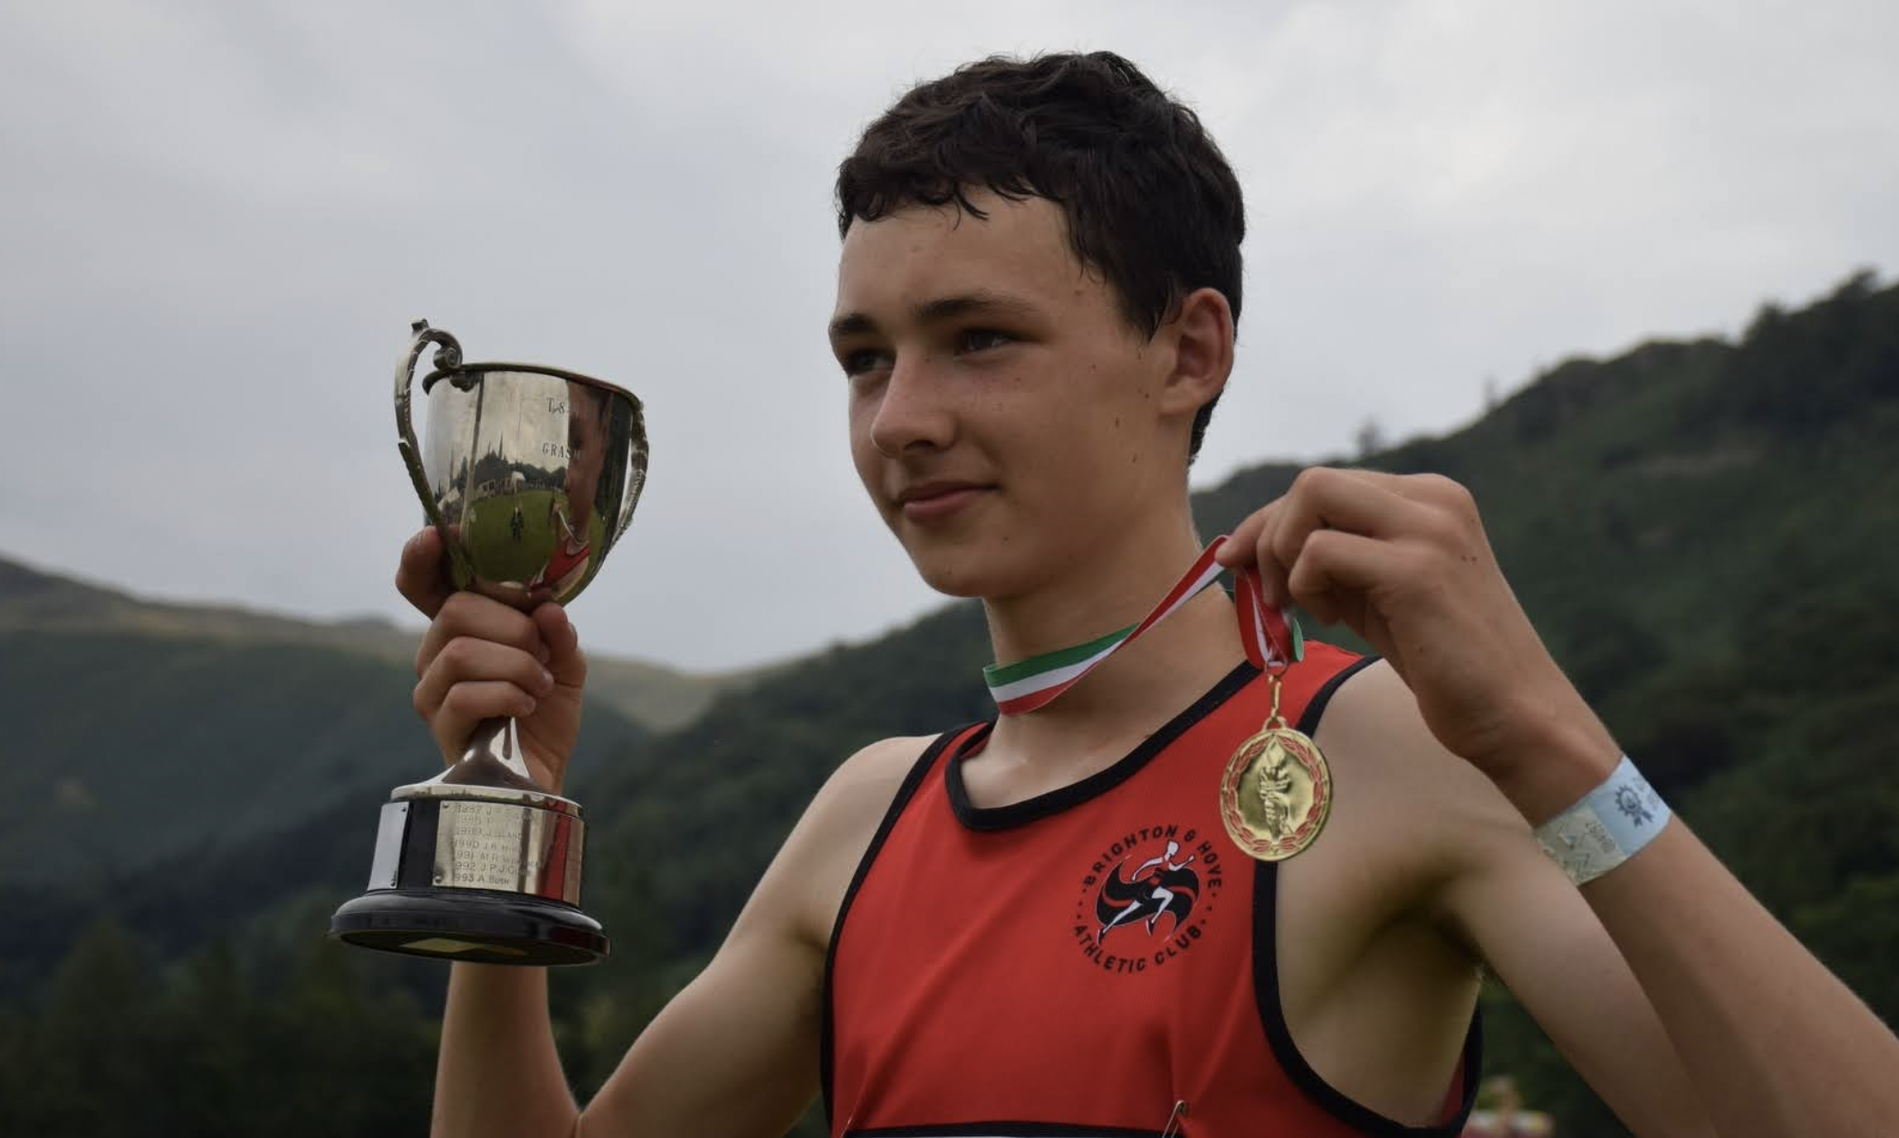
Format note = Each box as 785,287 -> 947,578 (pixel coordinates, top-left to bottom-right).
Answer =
824,647 -> 1480,1138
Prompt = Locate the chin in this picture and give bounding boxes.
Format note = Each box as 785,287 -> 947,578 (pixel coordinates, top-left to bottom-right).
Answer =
899,532 -> 1047,601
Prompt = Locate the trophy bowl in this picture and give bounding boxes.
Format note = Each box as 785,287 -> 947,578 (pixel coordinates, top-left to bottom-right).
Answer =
329,321 -> 647,966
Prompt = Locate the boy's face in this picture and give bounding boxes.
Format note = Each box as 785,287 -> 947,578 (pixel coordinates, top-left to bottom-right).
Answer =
830,191 -> 1191,600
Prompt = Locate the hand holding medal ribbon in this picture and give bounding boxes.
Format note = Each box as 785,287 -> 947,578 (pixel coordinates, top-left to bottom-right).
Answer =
1214,467 -> 1625,811
982,468 -> 1668,877
1217,467 -> 1671,883
981,535 -> 1333,862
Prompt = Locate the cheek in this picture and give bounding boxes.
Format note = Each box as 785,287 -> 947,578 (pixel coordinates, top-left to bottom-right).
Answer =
1036,399 -> 1149,509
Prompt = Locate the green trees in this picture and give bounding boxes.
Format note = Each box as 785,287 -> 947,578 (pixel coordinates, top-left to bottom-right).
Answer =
0,924 -> 437,1137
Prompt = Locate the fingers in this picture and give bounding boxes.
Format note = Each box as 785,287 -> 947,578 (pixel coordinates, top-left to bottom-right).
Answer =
1217,468 -> 1413,558
412,637 -> 557,759
1286,529 -> 1403,616
1272,467 -> 1427,548
396,527 -> 454,618
415,592 -> 549,678
1217,467 -> 1449,600
424,681 -> 541,762
413,592 -> 558,758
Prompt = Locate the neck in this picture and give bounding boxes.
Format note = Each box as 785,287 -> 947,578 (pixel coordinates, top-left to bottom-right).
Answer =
981,508 -> 1245,746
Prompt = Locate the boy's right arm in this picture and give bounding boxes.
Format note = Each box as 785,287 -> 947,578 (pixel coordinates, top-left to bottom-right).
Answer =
401,529 -> 909,1138
430,794 -> 845,1138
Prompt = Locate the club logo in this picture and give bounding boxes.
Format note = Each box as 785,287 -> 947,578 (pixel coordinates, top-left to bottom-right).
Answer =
1071,824 -> 1225,977
1097,840 -> 1199,939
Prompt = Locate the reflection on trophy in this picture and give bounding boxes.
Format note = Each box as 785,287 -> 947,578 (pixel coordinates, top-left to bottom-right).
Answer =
329,321 -> 647,966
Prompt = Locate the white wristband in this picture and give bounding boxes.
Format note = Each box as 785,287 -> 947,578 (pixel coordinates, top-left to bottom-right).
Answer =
1534,755 -> 1671,886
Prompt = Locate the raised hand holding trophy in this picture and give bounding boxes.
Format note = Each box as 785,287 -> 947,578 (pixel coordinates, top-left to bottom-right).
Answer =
330,321 -> 647,966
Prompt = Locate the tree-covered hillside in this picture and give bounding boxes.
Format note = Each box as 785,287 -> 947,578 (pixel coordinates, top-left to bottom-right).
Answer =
0,273 -> 1892,1137
0,626 -> 649,890
0,556 -> 747,735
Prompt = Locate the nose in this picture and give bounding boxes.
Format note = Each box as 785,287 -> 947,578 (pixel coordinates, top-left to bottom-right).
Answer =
867,351 -> 956,457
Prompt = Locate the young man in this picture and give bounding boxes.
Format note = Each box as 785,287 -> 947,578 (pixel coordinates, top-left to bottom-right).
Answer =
401,52 -> 1899,1138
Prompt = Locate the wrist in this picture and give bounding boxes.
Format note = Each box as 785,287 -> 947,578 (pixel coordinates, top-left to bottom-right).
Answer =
1533,754 -> 1672,886
1484,702 -> 1623,826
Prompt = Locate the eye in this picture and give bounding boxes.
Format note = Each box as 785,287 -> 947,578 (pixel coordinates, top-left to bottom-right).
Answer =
839,348 -> 892,378
957,328 -> 1013,354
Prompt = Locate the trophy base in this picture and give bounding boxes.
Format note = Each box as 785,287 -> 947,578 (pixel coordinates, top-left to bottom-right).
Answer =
330,888 -> 607,966
329,761 -> 608,967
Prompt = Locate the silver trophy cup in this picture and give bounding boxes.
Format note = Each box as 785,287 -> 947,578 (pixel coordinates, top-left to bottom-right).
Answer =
330,321 -> 647,966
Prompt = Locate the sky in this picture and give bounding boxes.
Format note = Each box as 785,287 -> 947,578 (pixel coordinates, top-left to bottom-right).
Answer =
1,0 -> 1894,672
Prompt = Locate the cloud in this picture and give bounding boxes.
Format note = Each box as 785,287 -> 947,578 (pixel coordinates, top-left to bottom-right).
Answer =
1,0 -> 1893,669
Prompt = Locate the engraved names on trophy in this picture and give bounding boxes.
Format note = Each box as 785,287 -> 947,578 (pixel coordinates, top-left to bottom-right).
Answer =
431,800 -> 583,904
435,801 -> 528,890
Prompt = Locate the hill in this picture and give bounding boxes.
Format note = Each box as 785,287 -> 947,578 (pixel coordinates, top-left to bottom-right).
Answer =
0,556 -> 750,733
0,271 -> 1892,1137
0,554 -> 757,893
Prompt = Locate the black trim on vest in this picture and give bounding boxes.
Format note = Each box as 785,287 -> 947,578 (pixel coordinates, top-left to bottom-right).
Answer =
822,727 -> 979,1131
946,660 -> 1260,832
845,1124 -> 1170,1137
1251,655 -> 1485,1138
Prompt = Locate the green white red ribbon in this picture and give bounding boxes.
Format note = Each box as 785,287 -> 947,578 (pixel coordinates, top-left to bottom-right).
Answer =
983,536 -> 1303,716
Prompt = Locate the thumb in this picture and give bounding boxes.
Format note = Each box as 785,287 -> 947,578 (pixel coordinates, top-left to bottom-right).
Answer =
531,603 -> 587,685
1214,502 -> 1277,568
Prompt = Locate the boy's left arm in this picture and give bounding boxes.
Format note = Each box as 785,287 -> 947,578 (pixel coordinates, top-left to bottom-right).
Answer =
1327,661 -> 1715,1137
1221,467 -> 1899,1138
1470,719 -> 1899,1138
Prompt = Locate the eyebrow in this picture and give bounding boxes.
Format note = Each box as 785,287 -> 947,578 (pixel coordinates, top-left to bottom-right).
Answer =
828,290 -> 1041,346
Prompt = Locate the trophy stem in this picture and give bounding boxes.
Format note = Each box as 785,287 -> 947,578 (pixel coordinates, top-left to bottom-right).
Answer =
440,716 -> 543,792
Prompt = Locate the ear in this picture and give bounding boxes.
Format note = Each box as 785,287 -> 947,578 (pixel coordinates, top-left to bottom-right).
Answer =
1155,286 -> 1234,421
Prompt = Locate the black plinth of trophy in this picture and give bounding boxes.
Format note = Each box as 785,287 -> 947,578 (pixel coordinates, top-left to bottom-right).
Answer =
331,889 -> 607,967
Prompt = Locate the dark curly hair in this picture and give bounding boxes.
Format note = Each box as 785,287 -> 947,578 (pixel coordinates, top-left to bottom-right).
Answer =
836,51 -> 1245,461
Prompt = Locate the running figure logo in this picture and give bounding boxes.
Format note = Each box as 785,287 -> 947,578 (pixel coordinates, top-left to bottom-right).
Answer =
1095,841 -> 1199,943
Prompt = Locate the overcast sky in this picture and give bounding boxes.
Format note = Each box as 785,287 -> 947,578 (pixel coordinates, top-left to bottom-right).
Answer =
2,0 -> 1894,672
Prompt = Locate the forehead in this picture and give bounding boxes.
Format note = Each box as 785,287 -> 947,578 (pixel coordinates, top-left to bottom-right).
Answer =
833,192 -> 1096,319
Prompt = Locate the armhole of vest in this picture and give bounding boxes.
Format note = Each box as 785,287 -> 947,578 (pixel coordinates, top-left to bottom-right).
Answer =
821,725 -> 981,1132
1250,655 -> 1484,1138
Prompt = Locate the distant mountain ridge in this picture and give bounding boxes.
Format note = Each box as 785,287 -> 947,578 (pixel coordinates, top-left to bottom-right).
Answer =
0,553 -> 754,896
0,554 -> 752,733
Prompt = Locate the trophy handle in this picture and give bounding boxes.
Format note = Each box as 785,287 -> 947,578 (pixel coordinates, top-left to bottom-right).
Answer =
394,320 -> 473,582
612,397 -> 650,548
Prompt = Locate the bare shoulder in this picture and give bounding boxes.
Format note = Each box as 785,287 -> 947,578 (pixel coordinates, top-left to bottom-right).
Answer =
776,733 -> 942,949
800,733 -> 939,850
1323,659 -> 1533,829
1309,658 -> 1541,926
819,734 -> 938,810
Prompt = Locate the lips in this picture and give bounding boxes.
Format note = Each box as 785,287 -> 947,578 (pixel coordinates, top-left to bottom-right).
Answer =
896,480 -> 990,505
894,480 -> 995,522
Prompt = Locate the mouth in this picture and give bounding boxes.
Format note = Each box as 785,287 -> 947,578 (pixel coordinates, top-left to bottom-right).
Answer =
894,480 -> 996,522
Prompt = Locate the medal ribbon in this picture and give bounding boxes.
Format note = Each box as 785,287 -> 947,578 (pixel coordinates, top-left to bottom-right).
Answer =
983,536 -> 1304,716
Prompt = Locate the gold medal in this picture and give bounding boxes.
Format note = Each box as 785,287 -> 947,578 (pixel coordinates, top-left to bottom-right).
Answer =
1220,673 -> 1331,860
